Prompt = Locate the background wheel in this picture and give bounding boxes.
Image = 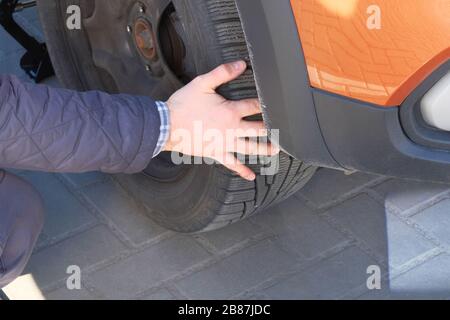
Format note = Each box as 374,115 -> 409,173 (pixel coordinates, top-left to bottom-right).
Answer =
37,0 -> 317,233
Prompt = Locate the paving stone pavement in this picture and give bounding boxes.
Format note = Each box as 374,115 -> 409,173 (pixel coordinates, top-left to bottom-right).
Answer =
3,9 -> 450,300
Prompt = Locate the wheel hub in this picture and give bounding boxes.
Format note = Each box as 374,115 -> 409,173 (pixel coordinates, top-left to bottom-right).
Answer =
124,1 -> 192,81
133,18 -> 157,60
84,0 -> 195,181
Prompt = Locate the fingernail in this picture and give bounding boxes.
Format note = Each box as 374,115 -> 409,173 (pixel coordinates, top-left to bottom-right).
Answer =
232,61 -> 245,71
246,173 -> 256,181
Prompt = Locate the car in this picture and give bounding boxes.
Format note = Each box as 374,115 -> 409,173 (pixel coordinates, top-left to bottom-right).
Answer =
35,0 -> 450,233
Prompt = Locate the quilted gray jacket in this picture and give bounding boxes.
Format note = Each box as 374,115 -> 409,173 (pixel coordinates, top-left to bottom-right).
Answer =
0,75 -> 162,174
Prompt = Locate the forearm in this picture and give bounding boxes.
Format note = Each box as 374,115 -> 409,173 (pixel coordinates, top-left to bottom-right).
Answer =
0,75 -> 164,174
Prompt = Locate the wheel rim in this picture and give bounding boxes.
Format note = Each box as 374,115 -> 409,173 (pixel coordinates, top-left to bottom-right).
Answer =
82,0 -> 195,180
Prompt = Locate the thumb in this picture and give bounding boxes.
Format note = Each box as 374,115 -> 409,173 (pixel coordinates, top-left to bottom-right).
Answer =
198,61 -> 247,90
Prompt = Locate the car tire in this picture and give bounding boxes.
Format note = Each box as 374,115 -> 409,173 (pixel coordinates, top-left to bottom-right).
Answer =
37,0 -> 317,233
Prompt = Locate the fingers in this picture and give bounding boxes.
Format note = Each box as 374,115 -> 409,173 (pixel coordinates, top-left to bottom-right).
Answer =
235,139 -> 280,156
221,153 -> 256,181
229,98 -> 262,117
237,121 -> 267,136
228,99 -> 266,136
197,60 -> 247,90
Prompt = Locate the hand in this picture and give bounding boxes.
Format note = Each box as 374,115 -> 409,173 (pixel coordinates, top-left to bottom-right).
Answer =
164,60 -> 279,181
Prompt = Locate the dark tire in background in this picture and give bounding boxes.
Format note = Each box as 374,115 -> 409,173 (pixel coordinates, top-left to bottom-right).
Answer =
37,0 -> 317,233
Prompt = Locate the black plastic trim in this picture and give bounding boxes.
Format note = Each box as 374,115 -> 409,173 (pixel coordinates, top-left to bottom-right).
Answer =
235,0 -> 339,168
315,89 -> 450,183
400,60 -> 450,151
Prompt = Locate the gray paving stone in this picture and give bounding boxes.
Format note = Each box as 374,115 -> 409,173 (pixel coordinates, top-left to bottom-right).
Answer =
45,286 -> 98,300
357,278 -> 391,300
14,8 -> 41,24
19,172 -> 97,243
0,11 -> 43,68
198,220 -> 266,252
362,254 -> 450,299
141,288 -> 177,300
87,236 -> 211,299
79,180 -> 168,246
0,53 -> 29,79
298,169 -> 380,208
413,199 -> 450,247
373,179 -> 449,213
383,216 -> 437,269
25,226 -> 127,289
174,240 -> 298,299
14,14 -> 44,41
253,198 -> 348,259
61,172 -> 109,189
0,26 -> 24,59
326,194 -> 436,268
261,246 -> 379,299
0,39 -> 23,60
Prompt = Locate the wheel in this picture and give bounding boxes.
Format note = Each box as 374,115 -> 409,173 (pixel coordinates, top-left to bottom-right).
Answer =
37,0 -> 317,233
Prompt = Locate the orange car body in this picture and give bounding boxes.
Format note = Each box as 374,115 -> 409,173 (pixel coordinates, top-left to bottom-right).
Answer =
292,0 -> 450,106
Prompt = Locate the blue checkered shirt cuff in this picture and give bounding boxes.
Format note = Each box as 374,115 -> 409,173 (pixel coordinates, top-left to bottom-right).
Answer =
153,101 -> 171,158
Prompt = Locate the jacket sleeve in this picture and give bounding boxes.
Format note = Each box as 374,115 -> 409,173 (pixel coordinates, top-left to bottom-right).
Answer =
0,75 -> 162,174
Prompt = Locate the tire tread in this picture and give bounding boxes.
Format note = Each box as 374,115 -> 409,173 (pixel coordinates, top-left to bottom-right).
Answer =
197,0 -> 316,232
